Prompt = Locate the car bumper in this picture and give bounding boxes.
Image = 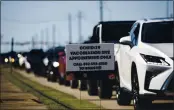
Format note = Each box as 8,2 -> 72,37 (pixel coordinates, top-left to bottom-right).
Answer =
139,93 -> 174,100
136,60 -> 173,95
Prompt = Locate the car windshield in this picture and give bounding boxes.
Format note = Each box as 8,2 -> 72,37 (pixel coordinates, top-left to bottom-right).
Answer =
46,47 -> 65,60
142,21 -> 173,43
102,22 -> 134,43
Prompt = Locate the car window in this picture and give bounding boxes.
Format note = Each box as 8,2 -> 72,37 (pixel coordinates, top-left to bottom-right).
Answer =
142,21 -> 173,43
96,26 -> 99,38
131,23 -> 140,45
130,23 -> 137,34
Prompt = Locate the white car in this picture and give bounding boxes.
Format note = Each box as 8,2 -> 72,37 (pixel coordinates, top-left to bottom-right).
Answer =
115,18 -> 173,110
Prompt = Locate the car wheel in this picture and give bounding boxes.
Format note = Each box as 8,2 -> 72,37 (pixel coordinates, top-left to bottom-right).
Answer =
47,74 -> 51,81
98,80 -> 112,99
115,63 -> 131,105
64,80 -> 70,86
132,66 -> 151,110
87,80 -> 98,96
70,80 -> 79,89
58,77 -> 64,85
117,88 -> 132,105
79,80 -> 87,91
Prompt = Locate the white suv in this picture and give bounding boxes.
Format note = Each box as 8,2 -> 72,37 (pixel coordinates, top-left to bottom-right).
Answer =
115,18 -> 174,110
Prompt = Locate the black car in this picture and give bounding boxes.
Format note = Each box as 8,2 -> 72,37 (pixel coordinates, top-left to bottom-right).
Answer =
45,46 -> 65,82
27,49 -> 46,76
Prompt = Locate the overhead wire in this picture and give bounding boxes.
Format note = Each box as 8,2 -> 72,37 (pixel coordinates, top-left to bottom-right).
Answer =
1,16 -> 76,24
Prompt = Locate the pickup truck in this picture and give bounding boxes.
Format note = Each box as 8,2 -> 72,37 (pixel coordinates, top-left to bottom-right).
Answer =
86,21 -> 135,99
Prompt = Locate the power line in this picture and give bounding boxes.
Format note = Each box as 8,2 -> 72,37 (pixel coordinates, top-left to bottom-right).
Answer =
1,17 -> 76,24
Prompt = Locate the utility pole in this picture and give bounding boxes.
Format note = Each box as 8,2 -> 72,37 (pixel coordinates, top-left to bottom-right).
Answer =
52,24 -> 56,48
11,37 -> 14,52
166,0 -> 171,18
68,13 -> 72,44
35,34 -> 38,49
31,36 -> 35,49
40,29 -> 44,49
78,11 -> 82,43
10,37 -> 14,74
0,34 -> 2,65
0,34 -> 2,55
45,28 -> 49,49
100,0 -> 103,21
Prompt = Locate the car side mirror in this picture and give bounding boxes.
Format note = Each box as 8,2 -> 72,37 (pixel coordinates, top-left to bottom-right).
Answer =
119,36 -> 131,43
119,36 -> 133,48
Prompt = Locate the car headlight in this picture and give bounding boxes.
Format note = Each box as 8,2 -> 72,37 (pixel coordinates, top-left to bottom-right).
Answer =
50,71 -> 53,75
17,54 -> 22,58
53,62 -> 59,67
43,58 -> 49,66
9,57 -> 15,63
140,54 -> 170,66
4,58 -> 8,63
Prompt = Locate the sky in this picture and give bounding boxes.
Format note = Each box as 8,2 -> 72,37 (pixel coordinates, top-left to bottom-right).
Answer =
1,1 -> 173,53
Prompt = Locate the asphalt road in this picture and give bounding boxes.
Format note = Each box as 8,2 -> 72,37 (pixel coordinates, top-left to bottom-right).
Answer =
16,69 -> 174,110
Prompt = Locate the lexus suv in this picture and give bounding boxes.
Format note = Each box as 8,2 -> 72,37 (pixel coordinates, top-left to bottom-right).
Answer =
115,18 -> 174,110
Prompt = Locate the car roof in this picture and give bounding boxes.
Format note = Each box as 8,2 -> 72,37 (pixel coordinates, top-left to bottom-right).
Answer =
98,20 -> 136,25
137,17 -> 173,24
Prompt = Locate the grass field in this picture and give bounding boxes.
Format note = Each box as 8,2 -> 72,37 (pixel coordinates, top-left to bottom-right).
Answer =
1,66 -> 104,110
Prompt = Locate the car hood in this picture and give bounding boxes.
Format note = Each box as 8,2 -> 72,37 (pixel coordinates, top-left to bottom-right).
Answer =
138,43 -> 173,58
148,43 -> 173,57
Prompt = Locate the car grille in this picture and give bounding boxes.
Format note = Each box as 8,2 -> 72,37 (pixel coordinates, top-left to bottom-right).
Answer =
167,74 -> 174,92
144,71 -> 154,90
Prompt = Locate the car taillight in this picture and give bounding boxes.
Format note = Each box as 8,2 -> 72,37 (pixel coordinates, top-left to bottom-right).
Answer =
108,74 -> 115,80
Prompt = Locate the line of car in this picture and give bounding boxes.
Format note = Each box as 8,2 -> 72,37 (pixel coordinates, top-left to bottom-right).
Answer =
1,17 -> 173,110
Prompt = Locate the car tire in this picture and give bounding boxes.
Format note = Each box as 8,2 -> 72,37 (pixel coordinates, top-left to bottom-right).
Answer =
79,80 -> 87,91
117,88 -> 132,105
47,74 -> 51,81
115,62 -> 131,105
26,69 -> 31,73
134,98 -> 152,110
132,65 -> 151,110
64,80 -> 70,86
98,80 -> 112,99
50,74 -> 56,82
87,80 -> 98,96
70,80 -> 78,89
58,77 -> 64,85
